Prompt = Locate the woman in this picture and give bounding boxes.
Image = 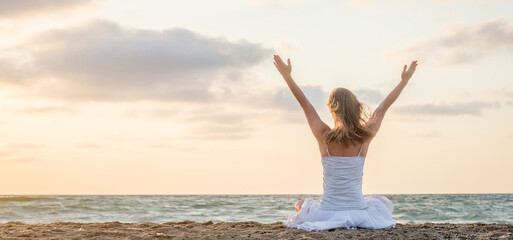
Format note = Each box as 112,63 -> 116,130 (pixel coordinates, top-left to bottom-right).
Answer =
273,55 -> 418,230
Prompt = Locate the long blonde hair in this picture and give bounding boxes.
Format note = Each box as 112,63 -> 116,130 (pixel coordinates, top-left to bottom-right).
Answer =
326,88 -> 375,145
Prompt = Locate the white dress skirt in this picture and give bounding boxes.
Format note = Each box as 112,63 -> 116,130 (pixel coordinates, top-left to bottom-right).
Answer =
285,195 -> 396,231
284,145 -> 396,231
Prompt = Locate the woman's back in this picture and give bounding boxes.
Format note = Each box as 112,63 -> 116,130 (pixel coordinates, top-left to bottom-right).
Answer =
324,141 -> 368,157
320,145 -> 368,210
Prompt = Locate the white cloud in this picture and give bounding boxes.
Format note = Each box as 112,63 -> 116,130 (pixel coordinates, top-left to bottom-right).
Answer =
455,87 -> 513,104
386,17 -> 513,65
353,88 -> 384,104
0,56 -> 36,85
254,85 -> 328,112
485,87 -> 513,99
0,0 -> 94,18
0,19 -> 272,102
250,86 -> 383,122
186,123 -> 254,140
0,19 -> 277,141
119,103 -> 258,140
394,101 -> 500,116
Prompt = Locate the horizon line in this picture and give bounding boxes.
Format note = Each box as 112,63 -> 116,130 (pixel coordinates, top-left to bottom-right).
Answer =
1,192 -> 512,196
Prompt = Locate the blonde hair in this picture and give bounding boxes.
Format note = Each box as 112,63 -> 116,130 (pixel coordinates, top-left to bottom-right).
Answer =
326,88 -> 375,145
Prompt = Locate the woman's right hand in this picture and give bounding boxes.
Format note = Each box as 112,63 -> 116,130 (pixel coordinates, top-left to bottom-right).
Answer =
273,55 -> 292,77
401,60 -> 418,82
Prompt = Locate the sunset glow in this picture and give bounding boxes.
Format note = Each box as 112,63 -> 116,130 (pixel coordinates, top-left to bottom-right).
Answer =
0,0 -> 512,194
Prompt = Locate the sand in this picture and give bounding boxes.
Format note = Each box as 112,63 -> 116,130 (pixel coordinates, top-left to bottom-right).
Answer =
0,221 -> 512,239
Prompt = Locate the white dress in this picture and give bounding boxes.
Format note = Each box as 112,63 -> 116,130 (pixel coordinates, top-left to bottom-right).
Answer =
284,143 -> 396,231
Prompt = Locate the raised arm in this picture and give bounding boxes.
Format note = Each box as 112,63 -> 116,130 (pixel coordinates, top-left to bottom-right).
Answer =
371,60 -> 418,131
273,55 -> 329,140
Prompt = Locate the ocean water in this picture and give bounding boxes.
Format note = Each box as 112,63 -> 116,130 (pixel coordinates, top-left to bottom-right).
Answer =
0,194 -> 511,224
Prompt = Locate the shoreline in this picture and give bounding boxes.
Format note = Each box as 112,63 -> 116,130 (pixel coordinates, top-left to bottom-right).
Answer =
1,221 -> 512,239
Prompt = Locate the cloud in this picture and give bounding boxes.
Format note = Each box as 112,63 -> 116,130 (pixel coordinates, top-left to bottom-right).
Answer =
182,110 -> 250,125
394,101 -> 500,116
262,86 -> 383,111
121,104 -> 257,139
126,85 -> 328,130
181,106 -> 258,139
456,87 -> 513,105
123,108 -> 179,119
487,87 -> 513,99
0,56 -> 36,85
186,123 -> 254,140
386,17 -> 513,65
124,104 -> 250,124
259,85 -> 328,112
353,88 -> 384,104
1,19 -> 272,102
0,0 -> 93,18
246,86 -> 384,123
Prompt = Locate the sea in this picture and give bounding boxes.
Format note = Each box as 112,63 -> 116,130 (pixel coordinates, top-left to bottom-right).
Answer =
0,194 -> 511,224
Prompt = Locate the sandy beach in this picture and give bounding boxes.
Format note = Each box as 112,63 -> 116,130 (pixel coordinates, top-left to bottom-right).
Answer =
0,221 -> 511,239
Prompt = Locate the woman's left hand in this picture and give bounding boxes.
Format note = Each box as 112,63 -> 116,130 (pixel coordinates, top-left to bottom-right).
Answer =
273,55 -> 292,77
401,60 -> 418,82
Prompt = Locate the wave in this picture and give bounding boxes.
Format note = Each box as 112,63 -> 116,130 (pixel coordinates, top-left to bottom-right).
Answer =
0,194 -> 511,224
0,196 -> 48,202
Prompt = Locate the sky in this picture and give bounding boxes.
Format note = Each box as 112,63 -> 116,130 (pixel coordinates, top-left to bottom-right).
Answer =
0,0 -> 512,194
